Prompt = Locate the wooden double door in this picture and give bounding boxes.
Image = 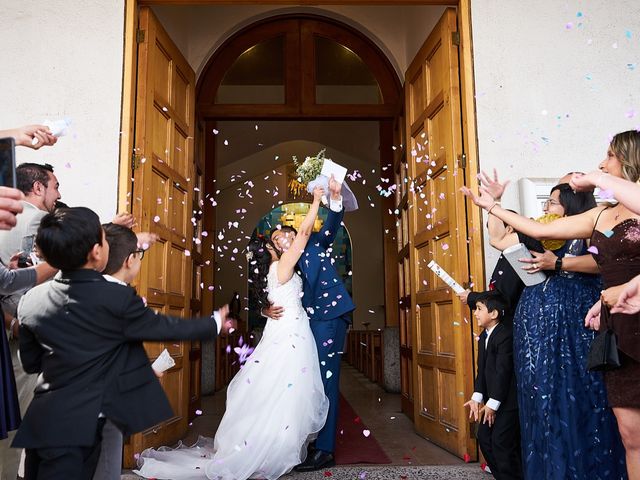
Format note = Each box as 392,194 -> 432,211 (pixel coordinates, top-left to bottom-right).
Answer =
121,2 -> 481,465
395,7 -> 480,459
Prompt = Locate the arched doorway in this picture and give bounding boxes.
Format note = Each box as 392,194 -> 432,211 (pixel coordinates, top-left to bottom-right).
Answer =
197,13 -> 401,399
249,201 -> 354,333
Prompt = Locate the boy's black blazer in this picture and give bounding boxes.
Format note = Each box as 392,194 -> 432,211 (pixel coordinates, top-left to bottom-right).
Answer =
13,269 -> 218,449
475,322 -> 518,411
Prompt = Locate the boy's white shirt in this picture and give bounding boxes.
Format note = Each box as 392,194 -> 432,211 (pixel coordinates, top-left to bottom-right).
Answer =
471,323 -> 502,412
102,274 -> 221,333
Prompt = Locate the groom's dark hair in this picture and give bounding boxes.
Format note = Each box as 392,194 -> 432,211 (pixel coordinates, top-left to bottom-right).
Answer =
270,225 -> 297,238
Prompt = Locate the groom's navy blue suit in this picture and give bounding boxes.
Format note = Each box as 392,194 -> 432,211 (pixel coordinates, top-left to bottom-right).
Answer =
297,206 -> 354,453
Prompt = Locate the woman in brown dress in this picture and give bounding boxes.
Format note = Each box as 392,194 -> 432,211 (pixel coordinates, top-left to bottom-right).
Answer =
462,130 -> 640,480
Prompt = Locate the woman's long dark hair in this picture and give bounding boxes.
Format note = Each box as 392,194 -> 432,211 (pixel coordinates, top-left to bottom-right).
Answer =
551,183 -> 597,216
247,236 -> 273,310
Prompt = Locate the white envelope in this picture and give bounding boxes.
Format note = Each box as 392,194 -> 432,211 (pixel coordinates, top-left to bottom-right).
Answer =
320,159 -> 348,184
151,348 -> 175,373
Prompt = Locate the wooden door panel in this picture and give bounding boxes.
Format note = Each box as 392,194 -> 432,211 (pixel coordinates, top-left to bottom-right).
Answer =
417,304 -> 435,354
124,6 -> 197,468
405,7 -> 475,459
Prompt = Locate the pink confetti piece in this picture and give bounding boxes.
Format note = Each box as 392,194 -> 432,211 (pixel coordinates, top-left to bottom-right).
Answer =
195,409 -> 203,415
587,245 -> 599,255
442,243 -> 449,250
362,429 -> 371,437
153,215 -> 160,223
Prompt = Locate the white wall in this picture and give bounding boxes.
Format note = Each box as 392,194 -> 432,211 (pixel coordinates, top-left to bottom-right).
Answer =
472,0 -> 640,277
0,0 -> 125,221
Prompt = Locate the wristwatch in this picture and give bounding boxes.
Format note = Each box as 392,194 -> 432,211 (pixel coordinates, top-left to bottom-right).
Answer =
555,256 -> 563,273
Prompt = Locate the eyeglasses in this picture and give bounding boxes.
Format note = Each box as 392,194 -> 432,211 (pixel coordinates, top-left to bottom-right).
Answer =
131,249 -> 145,260
543,199 -> 561,207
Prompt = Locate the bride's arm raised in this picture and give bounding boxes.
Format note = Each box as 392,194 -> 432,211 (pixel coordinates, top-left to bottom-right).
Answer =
277,187 -> 324,284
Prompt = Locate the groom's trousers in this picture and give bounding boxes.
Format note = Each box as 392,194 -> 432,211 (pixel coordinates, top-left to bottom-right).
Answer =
310,314 -> 349,454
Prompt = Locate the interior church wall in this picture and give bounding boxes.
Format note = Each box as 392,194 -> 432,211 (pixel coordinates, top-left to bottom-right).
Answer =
471,0 -> 640,278
0,0 -> 125,222
214,142 -> 386,331
152,5 -> 445,78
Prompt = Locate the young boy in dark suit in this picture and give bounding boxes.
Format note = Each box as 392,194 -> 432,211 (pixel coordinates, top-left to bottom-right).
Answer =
13,207 -> 236,479
464,291 -> 522,480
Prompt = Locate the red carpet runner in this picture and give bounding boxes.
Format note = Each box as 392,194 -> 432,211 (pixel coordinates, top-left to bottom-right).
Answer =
334,394 -> 392,465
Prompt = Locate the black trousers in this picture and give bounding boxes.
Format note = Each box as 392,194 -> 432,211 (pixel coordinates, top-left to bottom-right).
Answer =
477,408 -> 523,480
24,418 -> 106,480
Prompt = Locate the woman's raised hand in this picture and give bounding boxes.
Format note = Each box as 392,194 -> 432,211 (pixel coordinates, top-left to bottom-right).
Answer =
479,169 -> 509,200
569,171 -> 602,192
312,186 -> 325,202
460,185 -> 496,210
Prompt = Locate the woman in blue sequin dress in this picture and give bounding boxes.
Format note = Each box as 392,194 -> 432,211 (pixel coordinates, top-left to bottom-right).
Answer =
467,177 -> 626,480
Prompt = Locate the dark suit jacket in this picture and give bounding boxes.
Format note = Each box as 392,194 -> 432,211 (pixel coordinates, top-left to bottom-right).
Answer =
475,322 -> 518,412
13,269 -> 218,449
467,254 -> 524,322
298,207 -> 355,322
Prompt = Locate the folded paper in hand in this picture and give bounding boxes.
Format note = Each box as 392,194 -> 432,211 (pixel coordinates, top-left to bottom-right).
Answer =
151,348 -> 175,374
501,243 -> 546,286
427,260 -> 465,294
320,159 -> 348,184
307,158 -> 358,212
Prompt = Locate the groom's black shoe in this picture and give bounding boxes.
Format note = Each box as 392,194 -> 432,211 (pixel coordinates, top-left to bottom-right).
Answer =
294,449 -> 335,472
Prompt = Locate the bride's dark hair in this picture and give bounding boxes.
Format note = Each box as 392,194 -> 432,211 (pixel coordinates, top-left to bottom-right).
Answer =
247,235 -> 273,310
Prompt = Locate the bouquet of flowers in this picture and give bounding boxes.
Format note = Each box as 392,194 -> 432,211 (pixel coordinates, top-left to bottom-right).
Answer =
293,149 -> 326,184
292,149 -> 359,211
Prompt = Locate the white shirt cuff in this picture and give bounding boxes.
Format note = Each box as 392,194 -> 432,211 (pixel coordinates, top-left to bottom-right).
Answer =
471,392 -> 484,404
329,195 -> 343,212
486,398 -> 501,411
213,311 -> 222,334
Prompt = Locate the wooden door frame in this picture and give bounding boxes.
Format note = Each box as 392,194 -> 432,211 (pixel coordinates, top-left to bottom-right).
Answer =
120,0 -> 483,299
118,0 -> 484,459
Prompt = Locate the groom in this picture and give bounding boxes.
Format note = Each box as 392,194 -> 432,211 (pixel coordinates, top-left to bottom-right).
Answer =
266,176 -> 355,471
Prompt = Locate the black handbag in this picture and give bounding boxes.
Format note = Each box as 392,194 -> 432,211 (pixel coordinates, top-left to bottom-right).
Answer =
587,304 -> 621,371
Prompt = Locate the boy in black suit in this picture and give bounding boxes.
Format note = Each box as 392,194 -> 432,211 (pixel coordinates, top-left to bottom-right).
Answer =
464,291 -> 522,480
13,207 -> 236,479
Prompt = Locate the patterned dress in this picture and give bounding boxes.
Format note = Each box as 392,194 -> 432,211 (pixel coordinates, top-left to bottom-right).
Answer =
513,235 -> 626,480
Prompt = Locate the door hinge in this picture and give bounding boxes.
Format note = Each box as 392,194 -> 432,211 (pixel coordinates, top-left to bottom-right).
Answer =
136,29 -> 145,44
131,153 -> 142,170
452,31 -> 460,46
457,153 -> 467,169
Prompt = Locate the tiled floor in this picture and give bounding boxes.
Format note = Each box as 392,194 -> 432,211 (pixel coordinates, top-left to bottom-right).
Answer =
124,363 -> 487,479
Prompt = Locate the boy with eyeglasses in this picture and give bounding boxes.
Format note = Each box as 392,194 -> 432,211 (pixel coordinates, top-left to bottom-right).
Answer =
92,222 -> 151,480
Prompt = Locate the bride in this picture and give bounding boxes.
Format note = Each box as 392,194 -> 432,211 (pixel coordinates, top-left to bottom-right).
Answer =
135,187 -> 329,480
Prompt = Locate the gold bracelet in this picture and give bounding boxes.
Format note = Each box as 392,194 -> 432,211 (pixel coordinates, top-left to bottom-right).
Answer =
488,202 -> 499,215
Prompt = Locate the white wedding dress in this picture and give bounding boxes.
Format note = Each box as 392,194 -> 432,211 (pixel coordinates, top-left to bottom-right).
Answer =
135,262 -> 329,480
